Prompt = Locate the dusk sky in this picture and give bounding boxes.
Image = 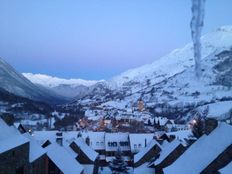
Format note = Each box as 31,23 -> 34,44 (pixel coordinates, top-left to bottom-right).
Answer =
0,0 -> 231,80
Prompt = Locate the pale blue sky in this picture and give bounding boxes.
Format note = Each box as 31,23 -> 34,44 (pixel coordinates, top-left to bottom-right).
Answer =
0,0 -> 231,80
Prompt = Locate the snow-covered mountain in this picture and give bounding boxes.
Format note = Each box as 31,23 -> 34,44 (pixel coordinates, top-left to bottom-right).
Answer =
23,73 -> 103,98
110,26 -> 232,89
0,58 -> 65,104
23,73 -> 101,88
72,26 -> 232,121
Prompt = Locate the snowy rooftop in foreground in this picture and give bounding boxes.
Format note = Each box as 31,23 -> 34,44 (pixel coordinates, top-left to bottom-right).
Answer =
0,119 -> 29,154
23,133 -> 46,162
219,161 -> 232,174
46,143 -> 83,174
154,140 -> 181,166
73,137 -> 98,161
0,135 -> 29,154
134,139 -> 161,163
164,123 -> 232,174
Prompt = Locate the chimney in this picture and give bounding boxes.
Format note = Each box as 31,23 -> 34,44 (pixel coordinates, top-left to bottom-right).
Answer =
85,136 -> 90,146
205,118 -> 218,135
56,131 -> 63,146
145,138 -> 147,147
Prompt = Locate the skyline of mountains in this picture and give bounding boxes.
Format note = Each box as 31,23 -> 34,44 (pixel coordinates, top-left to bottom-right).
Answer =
0,26 -> 232,121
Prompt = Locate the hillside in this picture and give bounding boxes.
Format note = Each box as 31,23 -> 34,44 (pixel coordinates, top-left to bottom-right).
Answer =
72,26 -> 232,121
0,58 -> 66,104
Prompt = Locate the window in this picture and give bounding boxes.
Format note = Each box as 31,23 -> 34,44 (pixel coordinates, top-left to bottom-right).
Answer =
16,166 -> 24,174
134,144 -> 137,149
12,150 -> 15,157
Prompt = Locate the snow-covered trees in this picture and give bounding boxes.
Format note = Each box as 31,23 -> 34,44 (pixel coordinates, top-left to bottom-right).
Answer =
109,148 -> 129,174
190,0 -> 206,78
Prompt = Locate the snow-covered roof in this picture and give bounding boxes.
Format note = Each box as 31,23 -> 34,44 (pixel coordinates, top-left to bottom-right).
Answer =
154,140 -> 181,166
73,138 -> 98,161
83,165 -> 94,174
0,134 -> 29,154
0,119 -> 29,153
219,161 -> 232,174
81,131 -> 105,150
33,130 -> 106,150
167,130 -> 192,145
129,133 -> 154,153
134,163 -> 155,174
33,131 -> 57,145
164,123 -> 232,174
0,119 -> 20,139
23,133 -> 46,162
134,139 -> 161,163
46,143 -> 83,174
105,133 -> 130,152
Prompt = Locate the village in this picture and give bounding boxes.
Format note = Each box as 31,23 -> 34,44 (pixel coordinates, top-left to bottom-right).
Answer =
1,112 -> 232,174
15,99 -> 189,134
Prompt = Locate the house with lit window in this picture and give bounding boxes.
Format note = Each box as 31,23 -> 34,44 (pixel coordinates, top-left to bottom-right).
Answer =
105,133 -> 131,163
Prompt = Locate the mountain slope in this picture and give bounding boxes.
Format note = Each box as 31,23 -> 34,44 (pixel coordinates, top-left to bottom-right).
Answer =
0,58 -> 66,104
72,26 -> 232,121
110,26 -> 232,89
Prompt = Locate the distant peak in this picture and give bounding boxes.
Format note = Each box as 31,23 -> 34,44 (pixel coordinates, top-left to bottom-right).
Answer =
23,73 -> 103,88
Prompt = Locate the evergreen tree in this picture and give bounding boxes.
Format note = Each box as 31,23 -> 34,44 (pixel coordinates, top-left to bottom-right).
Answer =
109,148 -> 129,174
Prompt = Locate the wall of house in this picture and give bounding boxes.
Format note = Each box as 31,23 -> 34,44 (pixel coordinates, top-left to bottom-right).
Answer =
29,155 -> 46,174
0,143 -> 30,174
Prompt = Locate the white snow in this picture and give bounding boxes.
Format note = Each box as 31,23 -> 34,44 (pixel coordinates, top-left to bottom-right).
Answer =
219,161 -> 232,174
198,101 -> 232,120
0,134 -> 29,154
134,139 -> 161,163
110,26 -> 232,88
134,163 -> 155,174
46,143 -> 83,174
167,130 -> 192,145
164,123 -> 232,174
154,140 -> 181,165
83,165 -> 94,174
23,132 -> 46,162
129,133 -> 154,153
23,73 -> 101,88
73,137 -> 98,161
0,119 -> 29,153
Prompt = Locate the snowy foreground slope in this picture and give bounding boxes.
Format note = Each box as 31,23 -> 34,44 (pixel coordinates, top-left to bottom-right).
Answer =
72,26 -> 232,121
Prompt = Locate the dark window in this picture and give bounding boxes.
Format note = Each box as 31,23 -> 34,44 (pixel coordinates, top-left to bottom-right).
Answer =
16,166 -> 24,174
12,150 -> 15,157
